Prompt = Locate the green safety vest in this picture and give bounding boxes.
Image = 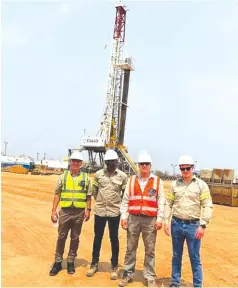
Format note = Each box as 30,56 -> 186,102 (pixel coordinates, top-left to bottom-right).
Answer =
60,170 -> 88,208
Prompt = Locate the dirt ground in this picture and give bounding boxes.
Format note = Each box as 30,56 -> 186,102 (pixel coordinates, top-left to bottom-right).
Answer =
1,172 -> 238,287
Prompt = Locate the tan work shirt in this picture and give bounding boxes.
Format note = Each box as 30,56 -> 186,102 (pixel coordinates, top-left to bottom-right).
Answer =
55,170 -> 92,197
164,176 -> 213,226
92,168 -> 128,217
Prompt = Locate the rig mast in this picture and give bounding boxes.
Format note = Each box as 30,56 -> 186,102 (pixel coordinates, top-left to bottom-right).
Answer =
76,1 -> 137,174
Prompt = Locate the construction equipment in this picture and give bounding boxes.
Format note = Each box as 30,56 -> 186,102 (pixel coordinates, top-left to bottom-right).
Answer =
10,165 -> 29,174
70,1 -> 138,174
200,168 -> 238,207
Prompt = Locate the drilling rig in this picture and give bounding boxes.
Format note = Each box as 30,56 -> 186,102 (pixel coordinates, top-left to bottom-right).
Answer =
70,1 -> 137,174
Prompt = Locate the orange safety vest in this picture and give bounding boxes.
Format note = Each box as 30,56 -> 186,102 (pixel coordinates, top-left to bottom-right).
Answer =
128,175 -> 160,217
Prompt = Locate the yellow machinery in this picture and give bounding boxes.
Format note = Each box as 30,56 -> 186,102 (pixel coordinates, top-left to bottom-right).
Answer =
200,168 -> 238,207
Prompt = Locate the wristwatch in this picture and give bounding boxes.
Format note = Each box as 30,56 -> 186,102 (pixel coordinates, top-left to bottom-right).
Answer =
87,208 -> 92,211
200,224 -> 206,229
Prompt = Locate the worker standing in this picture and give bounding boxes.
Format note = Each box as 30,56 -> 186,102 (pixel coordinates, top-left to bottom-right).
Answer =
49,151 -> 92,276
164,155 -> 213,288
119,151 -> 165,288
86,149 -> 128,280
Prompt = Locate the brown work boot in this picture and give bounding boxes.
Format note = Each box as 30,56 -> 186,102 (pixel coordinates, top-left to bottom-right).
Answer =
147,279 -> 157,287
110,266 -> 118,280
86,263 -> 98,277
118,273 -> 133,287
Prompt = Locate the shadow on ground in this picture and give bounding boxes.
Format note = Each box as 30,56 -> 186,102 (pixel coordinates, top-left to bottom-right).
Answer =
156,277 -> 193,287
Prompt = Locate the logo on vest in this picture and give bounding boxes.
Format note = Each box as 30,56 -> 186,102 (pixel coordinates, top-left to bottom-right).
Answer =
148,189 -> 156,197
79,180 -> 85,187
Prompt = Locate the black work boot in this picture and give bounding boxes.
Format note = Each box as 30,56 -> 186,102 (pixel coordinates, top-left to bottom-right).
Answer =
49,262 -> 62,276
67,262 -> 75,274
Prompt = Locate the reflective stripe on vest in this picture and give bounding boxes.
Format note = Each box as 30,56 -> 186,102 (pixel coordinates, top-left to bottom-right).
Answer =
128,175 -> 160,217
60,170 -> 88,208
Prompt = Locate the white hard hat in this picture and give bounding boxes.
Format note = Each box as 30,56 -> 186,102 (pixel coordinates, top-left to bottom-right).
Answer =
178,155 -> 194,166
70,151 -> 84,161
138,151 -> 152,163
104,149 -> 118,161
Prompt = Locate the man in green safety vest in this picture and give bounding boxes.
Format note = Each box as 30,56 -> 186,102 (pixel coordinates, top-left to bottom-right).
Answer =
49,151 -> 92,276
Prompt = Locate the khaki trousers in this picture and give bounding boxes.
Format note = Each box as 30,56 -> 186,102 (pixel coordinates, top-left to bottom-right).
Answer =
123,214 -> 157,281
55,207 -> 85,263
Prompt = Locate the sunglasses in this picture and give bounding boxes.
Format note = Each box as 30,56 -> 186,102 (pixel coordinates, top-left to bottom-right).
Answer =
139,162 -> 150,166
180,166 -> 193,171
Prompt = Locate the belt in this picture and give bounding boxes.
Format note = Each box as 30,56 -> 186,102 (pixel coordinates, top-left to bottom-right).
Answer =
130,213 -> 152,217
61,207 -> 84,210
173,216 -> 199,224
137,214 -> 149,217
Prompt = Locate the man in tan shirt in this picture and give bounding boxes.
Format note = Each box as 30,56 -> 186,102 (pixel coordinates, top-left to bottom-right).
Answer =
86,149 -> 128,280
164,155 -> 213,288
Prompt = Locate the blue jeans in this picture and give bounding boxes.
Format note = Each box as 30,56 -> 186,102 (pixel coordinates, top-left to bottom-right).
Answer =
171,217 -> 202,287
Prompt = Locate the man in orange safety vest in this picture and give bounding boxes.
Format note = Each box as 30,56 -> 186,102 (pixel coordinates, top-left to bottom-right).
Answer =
119,151 -> 165,288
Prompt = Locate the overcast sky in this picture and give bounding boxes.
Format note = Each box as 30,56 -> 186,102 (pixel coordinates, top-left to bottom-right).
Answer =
2,0 -> 238,173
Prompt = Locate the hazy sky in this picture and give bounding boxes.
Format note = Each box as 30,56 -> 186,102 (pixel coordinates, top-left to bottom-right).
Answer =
2,0 -> 238,173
